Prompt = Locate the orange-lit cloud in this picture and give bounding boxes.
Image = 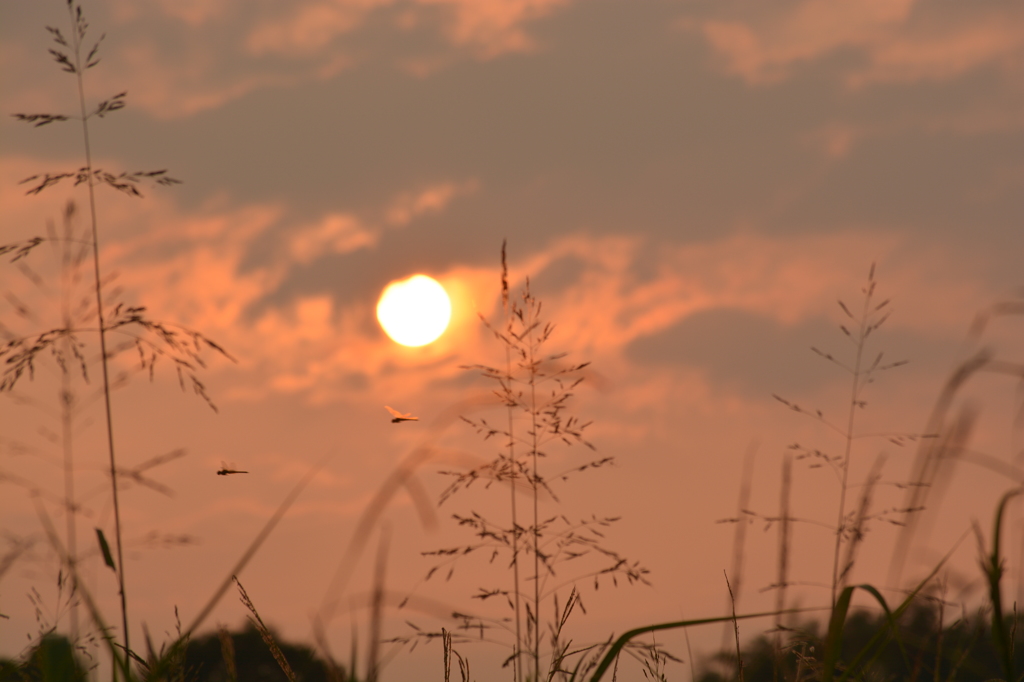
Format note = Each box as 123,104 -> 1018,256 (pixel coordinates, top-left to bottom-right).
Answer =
515,230 -> 981,357
3,15 -> 308,120
247,0 -> 569,59
4,0 -> 572,121
288,213 -> 376,263
689,0 -> 1024,88
246,1 -> 375,58
288,180 -> 476,262
418,0 -> 570,57
0,167 -> 480,405
804,122 -> 862,159
849,12 -> 1024,87
2,151 -> 989,419
385,180 -> 478,226
150,0 -> 234,27
695,0 -> 912,83
100,44 -> 301,119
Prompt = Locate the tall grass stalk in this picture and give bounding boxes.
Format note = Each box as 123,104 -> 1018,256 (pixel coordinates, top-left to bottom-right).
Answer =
889,292 -> 1024,588
5,4 -> 242,674
774,454 -> 792,645
420,243 -> 650,680
977,487 -> 1022,682
501,242 -> 525,682
525,271 -> 545,682
66,0 -> 132,661
725,571 -> 745,682
12,3 -> 173,667
55,201 -> 85,643
772,264 -> 913,607
366,524 -> 391,682
830,265 -> 878,607
234,575 -> 300,682
722,443 -> 756,652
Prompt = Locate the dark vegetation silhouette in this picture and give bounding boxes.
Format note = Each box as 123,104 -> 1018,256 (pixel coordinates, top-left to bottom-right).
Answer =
0,625 -> 334,682
0,634 -> 89,682
697,605 -> 1024,682
183,624 -> 332,682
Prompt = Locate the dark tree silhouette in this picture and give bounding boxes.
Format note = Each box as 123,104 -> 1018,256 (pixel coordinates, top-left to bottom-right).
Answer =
0,634 -> 88,682
0,626 -> 343,682
184,624 -> 337,682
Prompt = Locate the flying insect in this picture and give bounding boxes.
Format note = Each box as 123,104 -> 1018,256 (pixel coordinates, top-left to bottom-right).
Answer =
385,406 -> 419,423
217,462 -> 248,475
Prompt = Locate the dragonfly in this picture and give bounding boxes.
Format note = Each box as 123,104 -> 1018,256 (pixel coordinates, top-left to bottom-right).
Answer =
385,405 -> 419,423
217,461 -> 249,475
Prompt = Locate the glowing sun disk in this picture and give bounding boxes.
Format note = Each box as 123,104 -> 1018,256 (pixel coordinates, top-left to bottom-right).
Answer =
376,274 -> 452,347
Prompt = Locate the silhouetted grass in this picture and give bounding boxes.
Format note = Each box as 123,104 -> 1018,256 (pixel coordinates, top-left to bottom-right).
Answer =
396,242 -> 660,681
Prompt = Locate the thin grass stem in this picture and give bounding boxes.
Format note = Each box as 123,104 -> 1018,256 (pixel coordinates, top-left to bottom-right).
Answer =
59,205 -> 80,643
775,454 -> 792,650
502,241 -> 524,682
527,288 -> 542,682
66,3 -> 130,672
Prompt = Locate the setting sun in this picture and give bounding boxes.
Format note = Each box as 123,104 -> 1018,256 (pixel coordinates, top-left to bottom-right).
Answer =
376,274 -> 452,346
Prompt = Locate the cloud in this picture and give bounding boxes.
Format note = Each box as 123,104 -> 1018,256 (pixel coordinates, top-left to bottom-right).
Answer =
101,45 -> 300,119
691,0 -> 915,85
1,152 -> 991,428
803,122 -> 861,159
288,213 -> 377,263
849,10 -> 1024,87
246,1 -> 377,58
486,230 -> 991,427
150,0 -> 235,27
417,0 -> 570,57
385,180 -> 478,226
234,227 -> 989,409
0,168 -> 479,404
4,0 -> 571,122
513,231 -> 895,354
287,179 -> 476,263
247,0 -> 569,59
688,0 -> 1024,88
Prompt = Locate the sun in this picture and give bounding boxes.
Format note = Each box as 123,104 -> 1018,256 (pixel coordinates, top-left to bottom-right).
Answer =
376,274 -> 452,347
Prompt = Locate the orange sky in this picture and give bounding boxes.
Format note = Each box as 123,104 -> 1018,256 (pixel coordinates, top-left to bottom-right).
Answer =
2,0 -> 1024,679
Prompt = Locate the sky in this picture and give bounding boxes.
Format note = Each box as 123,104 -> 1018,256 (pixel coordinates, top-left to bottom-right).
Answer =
2,0 -> 1024,678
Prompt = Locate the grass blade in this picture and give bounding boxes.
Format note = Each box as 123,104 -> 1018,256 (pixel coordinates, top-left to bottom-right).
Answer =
588,608 -> 825,682
95,527 -> 116,572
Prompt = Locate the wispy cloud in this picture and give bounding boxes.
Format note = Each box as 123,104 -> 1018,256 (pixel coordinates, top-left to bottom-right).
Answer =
246,1 -> 376,58
4,0 -> 572,121
3,151 -> 988,414
247,0 -> 569,59
231,228 -> 987,412
385,180 -> 478,226
687,0 -> 1024,88
287,179 -> 477,263
418,0 -> 570,57
0,165 -> 480,403
288,213 -> 377,263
